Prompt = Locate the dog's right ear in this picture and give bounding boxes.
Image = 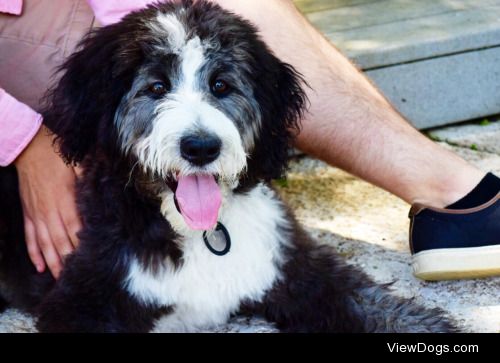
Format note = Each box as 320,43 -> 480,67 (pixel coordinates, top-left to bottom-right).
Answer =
43,22 -> 143,164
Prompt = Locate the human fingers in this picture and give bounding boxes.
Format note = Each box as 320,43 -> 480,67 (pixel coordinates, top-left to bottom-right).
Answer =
24,216 -> 46,273
35,223 -> 63,279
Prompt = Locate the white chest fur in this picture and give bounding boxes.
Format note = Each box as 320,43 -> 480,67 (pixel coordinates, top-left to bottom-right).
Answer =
124,184 -> 289,332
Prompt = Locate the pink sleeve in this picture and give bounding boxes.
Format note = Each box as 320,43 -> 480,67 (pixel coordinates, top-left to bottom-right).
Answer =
0,0 -> 23,15
0,89 -> 42,166
86,0 -> 158,26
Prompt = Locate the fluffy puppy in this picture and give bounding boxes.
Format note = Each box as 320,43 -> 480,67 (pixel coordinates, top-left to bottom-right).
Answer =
0,0 -> 455,332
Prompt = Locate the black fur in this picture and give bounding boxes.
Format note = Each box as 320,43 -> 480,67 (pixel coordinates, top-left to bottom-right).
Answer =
252,223 -> 455,332
0,0 -> 455,332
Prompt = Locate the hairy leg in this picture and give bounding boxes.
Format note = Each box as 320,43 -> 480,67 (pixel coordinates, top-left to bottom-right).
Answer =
211,0 -> 485,208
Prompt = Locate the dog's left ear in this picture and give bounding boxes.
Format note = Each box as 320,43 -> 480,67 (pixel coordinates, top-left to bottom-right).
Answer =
250,51 -> 308,181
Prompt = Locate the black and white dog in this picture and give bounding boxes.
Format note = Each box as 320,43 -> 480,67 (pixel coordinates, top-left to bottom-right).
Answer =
0,0 -> 455,332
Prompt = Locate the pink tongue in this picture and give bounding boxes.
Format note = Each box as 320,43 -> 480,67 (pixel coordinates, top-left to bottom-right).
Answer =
175,175 -> 222,230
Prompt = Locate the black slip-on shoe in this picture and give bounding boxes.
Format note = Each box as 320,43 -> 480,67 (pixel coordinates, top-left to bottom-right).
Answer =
409,193 -> 500,280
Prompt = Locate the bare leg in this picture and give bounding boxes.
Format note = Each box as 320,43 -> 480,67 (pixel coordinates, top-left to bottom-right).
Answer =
211,0 -> 485,208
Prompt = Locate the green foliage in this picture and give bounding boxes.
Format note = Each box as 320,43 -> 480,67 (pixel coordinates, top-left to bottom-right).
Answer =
273,177 -> 289,188
427,133 -> 441,142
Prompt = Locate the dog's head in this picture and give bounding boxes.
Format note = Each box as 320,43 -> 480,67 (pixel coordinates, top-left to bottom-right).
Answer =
44,0 -> 306,231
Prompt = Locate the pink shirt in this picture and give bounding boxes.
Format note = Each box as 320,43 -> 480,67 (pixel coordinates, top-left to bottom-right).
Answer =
0,0 -> 156,166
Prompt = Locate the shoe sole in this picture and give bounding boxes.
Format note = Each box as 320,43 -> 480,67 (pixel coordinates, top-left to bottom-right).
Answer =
412,245 -> 500,280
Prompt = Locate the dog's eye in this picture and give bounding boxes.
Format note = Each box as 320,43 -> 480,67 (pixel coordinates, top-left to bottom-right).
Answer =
148,81 -> 168,96
211,79 -> 230,96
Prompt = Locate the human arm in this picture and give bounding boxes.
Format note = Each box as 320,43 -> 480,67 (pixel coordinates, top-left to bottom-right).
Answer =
1,89 -> 81,278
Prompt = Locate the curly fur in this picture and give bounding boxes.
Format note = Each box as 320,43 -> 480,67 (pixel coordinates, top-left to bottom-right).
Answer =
0,0 -> 455,333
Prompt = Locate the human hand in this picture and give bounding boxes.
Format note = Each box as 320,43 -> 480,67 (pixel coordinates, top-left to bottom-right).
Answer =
14,125 -> 82,278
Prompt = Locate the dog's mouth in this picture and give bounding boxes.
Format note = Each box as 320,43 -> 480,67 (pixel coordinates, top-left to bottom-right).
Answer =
166,173 -> 222,231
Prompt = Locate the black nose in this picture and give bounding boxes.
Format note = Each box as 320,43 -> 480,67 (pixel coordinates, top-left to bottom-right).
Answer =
180,135 -> 222,166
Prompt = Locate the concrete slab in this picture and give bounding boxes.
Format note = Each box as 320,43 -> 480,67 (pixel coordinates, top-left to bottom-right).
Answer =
366,47 -> 500,129
294,0 -> 500,129
429,119 -> 500,154
300,0 -> 500,69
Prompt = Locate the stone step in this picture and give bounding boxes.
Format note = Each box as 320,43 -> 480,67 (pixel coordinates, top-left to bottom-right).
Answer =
295,0 -> 500,129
